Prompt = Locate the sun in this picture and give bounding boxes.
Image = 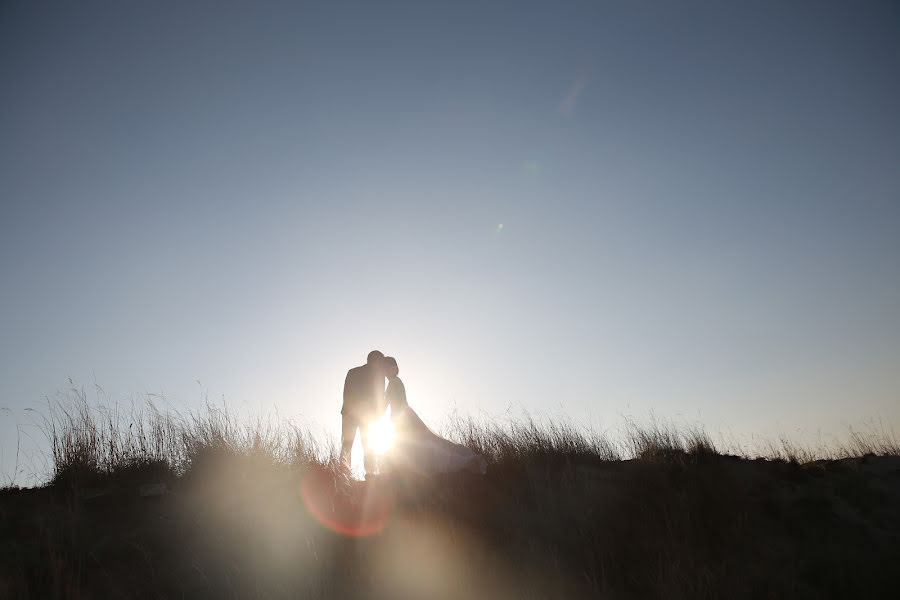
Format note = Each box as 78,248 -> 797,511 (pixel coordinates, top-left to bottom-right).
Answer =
368,412 -> 395,456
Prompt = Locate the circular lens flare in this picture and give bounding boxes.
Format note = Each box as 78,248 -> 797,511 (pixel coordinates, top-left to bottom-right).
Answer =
300,467 -> 394,537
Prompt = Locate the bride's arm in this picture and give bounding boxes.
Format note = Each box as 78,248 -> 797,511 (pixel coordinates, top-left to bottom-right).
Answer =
387,379 -> 408,419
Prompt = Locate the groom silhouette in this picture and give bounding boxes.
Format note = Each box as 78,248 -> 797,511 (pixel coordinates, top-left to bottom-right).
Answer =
340,350 -> 387,477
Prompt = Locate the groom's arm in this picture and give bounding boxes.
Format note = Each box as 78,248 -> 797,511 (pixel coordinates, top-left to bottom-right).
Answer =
341,370 -> 353,413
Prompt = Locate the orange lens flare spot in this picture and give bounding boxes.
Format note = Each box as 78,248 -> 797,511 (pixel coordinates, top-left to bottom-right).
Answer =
300,468 -> 394,537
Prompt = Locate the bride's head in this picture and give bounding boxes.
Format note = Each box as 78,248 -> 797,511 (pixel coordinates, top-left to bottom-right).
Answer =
384,356 -> 399,379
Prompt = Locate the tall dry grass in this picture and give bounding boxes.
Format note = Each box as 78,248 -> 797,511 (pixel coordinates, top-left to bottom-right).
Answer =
25,386 -> 900,488
443,412 -> 620,464
38,386 -> 337,487
4,389 -> 899,599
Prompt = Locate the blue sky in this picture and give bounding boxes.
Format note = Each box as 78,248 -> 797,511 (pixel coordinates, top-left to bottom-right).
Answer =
2,0 -> 899,482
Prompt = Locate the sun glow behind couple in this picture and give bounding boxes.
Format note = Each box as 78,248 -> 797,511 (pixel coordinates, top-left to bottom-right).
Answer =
342,352 -> 487,481
349,409 -> 395,479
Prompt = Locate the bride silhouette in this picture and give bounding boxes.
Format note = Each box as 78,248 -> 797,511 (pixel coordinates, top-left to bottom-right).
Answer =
382,356 -> 486,476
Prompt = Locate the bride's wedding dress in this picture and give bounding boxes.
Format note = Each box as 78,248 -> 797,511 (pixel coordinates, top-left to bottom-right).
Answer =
384,377 -> 486,476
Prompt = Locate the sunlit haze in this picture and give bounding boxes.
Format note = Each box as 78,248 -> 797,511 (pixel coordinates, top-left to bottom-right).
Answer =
2,1 -> 899,483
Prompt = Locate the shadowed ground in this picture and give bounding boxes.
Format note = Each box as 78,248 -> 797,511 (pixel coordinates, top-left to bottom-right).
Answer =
2,449 -> 899,598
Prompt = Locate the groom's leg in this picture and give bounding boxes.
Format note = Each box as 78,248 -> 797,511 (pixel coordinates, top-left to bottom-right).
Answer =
360,419 -> 377,477
339,415 -> 358,471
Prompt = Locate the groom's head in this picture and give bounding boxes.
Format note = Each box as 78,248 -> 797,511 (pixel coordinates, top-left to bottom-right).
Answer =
366,350 -> 385,374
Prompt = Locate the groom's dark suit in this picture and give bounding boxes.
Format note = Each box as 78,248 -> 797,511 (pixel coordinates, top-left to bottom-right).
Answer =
340,362 -> 385,476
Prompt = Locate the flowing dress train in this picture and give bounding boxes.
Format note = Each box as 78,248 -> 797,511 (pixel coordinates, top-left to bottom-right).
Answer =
385,377 -> 486,476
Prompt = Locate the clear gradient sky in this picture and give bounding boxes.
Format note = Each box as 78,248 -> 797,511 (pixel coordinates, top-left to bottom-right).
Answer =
2,1 -> 899,483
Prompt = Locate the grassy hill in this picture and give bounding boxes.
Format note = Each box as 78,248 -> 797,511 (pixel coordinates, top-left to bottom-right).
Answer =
1,399 -> 898,598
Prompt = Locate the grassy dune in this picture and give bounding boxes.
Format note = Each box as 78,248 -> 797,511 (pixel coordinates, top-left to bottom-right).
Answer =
1,394 -> 898,598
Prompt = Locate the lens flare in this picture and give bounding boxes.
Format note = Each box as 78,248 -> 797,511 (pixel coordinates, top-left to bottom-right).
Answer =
299,467 -> 394,537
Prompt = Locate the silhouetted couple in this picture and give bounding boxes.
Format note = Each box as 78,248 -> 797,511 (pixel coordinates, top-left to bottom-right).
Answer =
341,350 -> 486,479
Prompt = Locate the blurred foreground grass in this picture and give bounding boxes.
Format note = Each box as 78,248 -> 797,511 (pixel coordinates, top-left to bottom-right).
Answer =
1,390 -> 898,598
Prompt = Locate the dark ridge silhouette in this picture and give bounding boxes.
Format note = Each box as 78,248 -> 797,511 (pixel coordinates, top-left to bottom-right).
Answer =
1,395 -> 898,598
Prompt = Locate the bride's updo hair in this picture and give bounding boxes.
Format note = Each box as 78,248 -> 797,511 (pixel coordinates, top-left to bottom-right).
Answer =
384,356 -> 398,374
